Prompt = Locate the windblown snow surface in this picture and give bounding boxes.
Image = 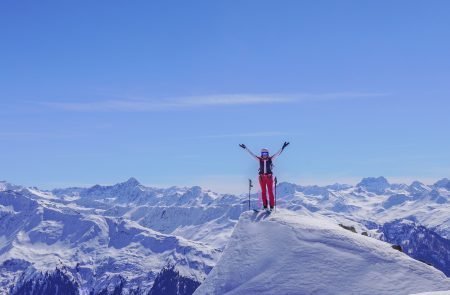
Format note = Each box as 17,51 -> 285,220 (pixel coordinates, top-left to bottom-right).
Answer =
195,209 -> 450,295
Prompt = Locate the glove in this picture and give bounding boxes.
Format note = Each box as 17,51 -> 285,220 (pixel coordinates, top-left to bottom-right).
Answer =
282,141 -> 290,150
239,144 -> 246,149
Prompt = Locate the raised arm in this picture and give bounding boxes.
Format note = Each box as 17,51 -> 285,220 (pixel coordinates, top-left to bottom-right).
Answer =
271,141 -> 290,160
239,144 -> 259,161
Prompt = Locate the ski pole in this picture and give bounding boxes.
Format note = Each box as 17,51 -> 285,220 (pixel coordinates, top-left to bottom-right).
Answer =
274,177 -> 278,212
248,179 -> 253,210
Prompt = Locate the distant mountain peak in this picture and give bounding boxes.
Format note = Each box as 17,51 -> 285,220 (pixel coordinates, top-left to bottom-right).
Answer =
0,181 -> 22,192
408,180 -> 431,196
410,180 -> 425,187
358,176 -> 389,184
357,176 -> 390,194
123,177 -> 141,186
434,178 -> 450,189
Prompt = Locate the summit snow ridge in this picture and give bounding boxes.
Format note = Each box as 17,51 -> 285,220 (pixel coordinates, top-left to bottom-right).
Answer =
195,210 -> 450,295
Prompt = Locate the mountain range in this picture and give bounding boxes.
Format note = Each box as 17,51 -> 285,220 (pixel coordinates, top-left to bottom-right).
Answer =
1,176 -> 450,294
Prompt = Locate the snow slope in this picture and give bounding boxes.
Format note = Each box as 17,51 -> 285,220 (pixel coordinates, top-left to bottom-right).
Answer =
195,209 -> 450,295
0,179 -> 246,294
412,292 -> 450,295
0,190 -> 219,294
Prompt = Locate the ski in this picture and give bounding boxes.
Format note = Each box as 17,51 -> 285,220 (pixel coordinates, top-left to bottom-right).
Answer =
253,209 -> 273,214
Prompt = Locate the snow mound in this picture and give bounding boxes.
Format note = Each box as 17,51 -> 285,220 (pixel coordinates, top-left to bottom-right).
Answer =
195,209 -> 450,295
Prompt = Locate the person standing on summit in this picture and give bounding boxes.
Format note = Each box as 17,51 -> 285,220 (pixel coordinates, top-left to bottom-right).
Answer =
239,142 -> 290,211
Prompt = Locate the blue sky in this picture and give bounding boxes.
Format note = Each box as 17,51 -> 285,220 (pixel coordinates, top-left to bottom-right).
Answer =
1,1 -> 449,193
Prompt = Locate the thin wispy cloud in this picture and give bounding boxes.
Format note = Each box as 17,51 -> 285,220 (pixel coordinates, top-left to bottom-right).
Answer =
180,94 -> 294,106
39,92 -> 389,112
40,94 -> 293,112
296,92 -> 390,100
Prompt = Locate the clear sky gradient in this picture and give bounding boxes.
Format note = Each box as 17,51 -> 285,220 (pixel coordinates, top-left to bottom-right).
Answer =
1,1 -> 449,193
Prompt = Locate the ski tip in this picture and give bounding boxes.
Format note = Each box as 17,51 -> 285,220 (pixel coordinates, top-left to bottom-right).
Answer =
252,208 -> 273,214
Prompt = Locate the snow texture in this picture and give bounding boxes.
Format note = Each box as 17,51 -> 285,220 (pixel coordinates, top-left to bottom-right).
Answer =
195,209 -> 450,295
0,186 -> 221,294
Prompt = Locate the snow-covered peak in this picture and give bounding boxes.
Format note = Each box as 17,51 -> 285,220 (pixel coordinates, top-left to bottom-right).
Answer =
114,177 -> 143,189
123,177 -> 140,186
0,181 -> 22,192
410,180 -> 427,189
49,178 -> 232,208
357,176 -> 390,194
51,178 -> 146,199
195,210 -> 450,295
76,178 -> 152,204
434,178 -> 450,190
408,181 -> 432,196
0,180 -> 9,191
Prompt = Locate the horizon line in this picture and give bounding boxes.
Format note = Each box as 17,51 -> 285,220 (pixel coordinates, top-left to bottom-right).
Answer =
2,175 -> 448,194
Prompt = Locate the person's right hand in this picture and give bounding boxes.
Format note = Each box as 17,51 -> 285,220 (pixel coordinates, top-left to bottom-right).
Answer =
239,144 -> 246,149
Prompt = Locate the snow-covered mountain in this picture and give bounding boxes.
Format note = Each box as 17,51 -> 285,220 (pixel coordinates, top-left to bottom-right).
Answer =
50,178 -> 243,248
0,181 -> 229,294
0,180 -> 22,192
382,219 -> 450,276
1,176 -> 450,294
195,209 -> 450,295
276,177 -> 450,238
